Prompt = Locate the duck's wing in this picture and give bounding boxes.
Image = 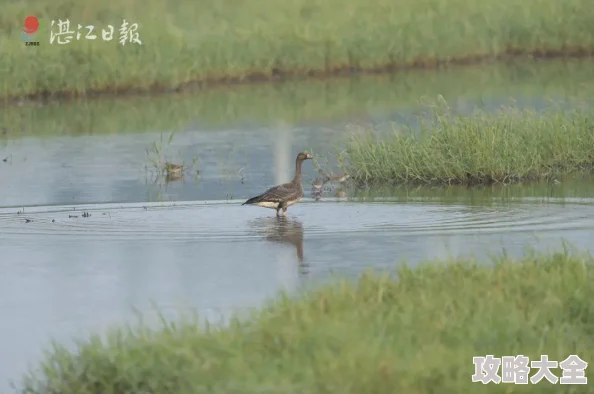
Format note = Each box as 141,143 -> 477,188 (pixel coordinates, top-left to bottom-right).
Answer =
243,182 -> 301,205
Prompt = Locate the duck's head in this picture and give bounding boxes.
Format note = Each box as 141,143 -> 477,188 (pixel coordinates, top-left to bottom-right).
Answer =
297,152 -> 313,161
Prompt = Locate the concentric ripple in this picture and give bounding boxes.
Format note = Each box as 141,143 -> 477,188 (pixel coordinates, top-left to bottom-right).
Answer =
1,197 -> 593,242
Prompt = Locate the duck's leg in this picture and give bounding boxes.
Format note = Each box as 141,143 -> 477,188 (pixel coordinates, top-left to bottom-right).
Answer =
279,201 -> 288,216
276,206 -> 281,217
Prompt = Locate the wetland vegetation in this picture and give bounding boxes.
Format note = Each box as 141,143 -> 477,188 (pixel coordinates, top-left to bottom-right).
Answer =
20,249 -> 594,394
3,0 -> 594,100
342,104 -> 594,186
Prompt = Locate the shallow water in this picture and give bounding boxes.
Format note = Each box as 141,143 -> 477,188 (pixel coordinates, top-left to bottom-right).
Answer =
1,59 -> 594,390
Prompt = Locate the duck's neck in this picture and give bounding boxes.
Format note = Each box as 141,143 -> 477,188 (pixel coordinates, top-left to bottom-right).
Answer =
293,158 -> 304,182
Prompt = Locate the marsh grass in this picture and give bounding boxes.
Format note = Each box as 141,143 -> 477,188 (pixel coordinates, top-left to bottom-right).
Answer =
3,0 -> 594,99
343,101 -> 594,186
19,248 -> 594,393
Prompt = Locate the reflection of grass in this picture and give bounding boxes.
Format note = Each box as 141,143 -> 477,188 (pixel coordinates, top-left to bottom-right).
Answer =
1,60 -> 593,138
2,0 -> 594,99
20,248 -> 594,393
346,174 -> 594,206
343,102 -> 594,186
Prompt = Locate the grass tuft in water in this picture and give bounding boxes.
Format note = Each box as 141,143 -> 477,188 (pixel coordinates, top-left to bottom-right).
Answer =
3,0 -> 594,100
19,248 -> 594,393
343,102 -> 594,186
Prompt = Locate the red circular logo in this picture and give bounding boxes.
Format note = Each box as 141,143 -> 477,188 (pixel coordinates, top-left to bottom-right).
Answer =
23,16 -> 40,34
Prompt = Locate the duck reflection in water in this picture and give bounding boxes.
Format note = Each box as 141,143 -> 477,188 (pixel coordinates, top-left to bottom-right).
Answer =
164,172 -> 184,183
249,216 -> 306,269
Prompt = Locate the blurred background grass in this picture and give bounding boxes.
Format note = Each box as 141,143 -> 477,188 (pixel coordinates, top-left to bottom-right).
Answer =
1,59 -> 593,138
1,0 -> 594,99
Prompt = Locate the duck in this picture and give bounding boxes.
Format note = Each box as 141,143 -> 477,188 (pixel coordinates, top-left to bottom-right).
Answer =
164,162 -> 184,176
311,175 -> 328,191
330,173 -> 350,183
243,152 -> 313,216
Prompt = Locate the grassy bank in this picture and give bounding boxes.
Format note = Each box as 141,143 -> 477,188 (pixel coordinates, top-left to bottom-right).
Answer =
20,249 -> 594,393
3,0 -> 594,100
342,104 -> 594,186
1,60 -> 593,139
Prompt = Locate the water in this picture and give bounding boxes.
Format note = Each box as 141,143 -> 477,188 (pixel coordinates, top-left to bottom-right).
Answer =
1,59 -> 594,391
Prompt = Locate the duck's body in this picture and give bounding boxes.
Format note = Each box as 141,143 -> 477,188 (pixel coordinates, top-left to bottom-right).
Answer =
312,174 -> 329,190
164,162 -> 184,175
330,173 -> 350,183
243,152 -> 312,216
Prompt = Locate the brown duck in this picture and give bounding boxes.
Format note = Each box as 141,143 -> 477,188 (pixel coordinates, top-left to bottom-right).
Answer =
242,152 -> 313,216
164,162 -> 184,176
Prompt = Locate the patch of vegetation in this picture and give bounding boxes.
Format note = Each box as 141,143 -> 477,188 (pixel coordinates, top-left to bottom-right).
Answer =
342,101 -> 594,186
2,0 -> 594,99
18,248 -> 594,393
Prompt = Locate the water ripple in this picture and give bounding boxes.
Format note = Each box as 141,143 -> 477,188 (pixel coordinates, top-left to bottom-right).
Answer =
1,198 -> 593,241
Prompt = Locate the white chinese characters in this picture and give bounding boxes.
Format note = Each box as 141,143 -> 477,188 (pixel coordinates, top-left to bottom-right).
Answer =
119,20 -> 142,46
472,355 -> 588,384
49,19 -> 142,45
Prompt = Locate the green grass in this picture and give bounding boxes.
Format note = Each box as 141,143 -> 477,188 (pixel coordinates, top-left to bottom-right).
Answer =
2,0 -> 594,100
19,248 -> 594,393
342,102 -> 594,186
1,60 -> 593,139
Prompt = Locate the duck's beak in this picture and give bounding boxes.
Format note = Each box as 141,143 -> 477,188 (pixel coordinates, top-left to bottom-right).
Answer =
306,153 -> 313,159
